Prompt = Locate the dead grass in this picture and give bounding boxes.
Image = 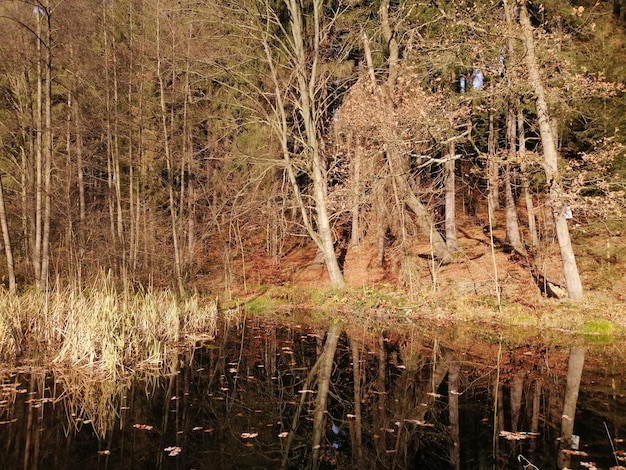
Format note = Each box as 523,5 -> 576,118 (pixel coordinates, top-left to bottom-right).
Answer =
0,274 -> 218,377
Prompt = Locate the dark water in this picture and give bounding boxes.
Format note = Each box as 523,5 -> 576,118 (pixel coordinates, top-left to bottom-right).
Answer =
1,319 -> 625,469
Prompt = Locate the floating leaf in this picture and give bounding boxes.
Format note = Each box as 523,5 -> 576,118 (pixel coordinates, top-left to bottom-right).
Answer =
132,424 -> 154,431
164,446 -> 181,456
499,431 -> 539,441
561,449 -> 589,456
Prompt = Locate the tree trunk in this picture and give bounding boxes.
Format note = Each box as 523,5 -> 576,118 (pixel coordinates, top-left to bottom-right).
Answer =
41,6 -> 52,289
518,109 -> 539,247
0,176 -> 16,293
487,110 -> 500,228
504,1 -> 538,248
349,133 -> 362,248
33,11 -> 44,287
156,3 -> 185,297
380,0 -> 399,89
504,105 -> 525,253
444,142 -> 459,252
519,2 -> 584,300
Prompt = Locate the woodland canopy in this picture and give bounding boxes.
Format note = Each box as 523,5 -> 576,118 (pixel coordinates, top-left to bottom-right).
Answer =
0,0 -> 624,301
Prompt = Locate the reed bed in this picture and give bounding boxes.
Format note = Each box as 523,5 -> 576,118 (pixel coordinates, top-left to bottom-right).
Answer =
0,279 -> 218,378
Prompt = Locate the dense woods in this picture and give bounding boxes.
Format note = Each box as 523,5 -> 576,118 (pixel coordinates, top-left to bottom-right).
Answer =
0,0 -> 624,299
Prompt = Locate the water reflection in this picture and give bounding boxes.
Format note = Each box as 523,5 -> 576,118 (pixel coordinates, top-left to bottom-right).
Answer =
1,320 -> 625,469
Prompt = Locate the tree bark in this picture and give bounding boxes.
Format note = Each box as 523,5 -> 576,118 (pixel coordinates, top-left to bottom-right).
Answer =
519,2 -> 584,300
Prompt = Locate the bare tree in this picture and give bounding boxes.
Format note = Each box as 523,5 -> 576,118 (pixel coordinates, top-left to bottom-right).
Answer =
246,0 -> 346,288
518,1 -> 584,300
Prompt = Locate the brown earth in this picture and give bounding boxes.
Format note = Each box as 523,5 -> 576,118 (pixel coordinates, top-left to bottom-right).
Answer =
197,207 -> 626,333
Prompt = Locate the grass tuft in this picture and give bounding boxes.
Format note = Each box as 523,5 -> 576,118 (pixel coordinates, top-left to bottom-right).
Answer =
0,276 -> 218,378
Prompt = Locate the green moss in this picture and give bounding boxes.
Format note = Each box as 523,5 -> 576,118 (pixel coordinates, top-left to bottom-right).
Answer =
578,318 -> 619,336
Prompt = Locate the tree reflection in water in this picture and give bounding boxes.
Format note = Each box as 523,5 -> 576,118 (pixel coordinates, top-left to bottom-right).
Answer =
0,320 -> 625,469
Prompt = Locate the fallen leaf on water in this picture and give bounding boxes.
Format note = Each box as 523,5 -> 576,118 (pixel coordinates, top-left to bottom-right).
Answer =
241,432 -> 258,439
132,424 -> 154,431
579,462 -> 598,469
97,450 -> 110,455
499,431 -> 539,441
561,449 -> 589,457
164,446 -> 181,457
278,432 -> 289,438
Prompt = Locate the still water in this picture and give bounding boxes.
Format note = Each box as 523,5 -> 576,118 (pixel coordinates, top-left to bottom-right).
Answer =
1,318 -> 625,469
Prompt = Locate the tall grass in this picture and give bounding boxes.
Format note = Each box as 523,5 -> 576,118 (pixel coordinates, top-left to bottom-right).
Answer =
0,275 -> 218,377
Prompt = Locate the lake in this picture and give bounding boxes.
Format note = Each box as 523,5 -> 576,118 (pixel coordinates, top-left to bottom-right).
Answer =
1,317 -> 625,469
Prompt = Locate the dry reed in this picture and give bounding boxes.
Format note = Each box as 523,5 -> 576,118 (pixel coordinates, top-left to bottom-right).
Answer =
0,275 -> 218,378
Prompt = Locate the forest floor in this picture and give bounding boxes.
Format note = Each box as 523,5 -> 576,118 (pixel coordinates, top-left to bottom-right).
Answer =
212,211 -> 626,339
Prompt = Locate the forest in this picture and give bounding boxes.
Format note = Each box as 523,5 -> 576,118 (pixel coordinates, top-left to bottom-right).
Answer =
0,0 -> 625,305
